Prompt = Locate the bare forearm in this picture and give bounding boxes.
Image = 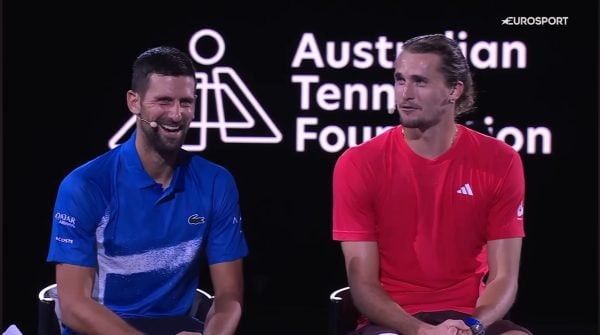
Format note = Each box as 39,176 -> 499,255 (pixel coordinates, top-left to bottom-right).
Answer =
61,299 -> 142,335
203,296 -> 242,335
350,282 -> 428,335
342,242 -> 433,335
473,276 -> 518,326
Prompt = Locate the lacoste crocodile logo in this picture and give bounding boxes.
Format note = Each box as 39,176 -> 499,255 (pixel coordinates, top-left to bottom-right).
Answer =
188,214 -> 205,225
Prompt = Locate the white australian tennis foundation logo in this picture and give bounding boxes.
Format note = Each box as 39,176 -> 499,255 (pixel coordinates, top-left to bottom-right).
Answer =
108,29 -> 283,151
501,17 -> 568,25
107,28 -> 552,155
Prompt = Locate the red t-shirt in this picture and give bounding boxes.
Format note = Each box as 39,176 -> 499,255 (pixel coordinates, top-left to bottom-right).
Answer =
332,125 -> 525,315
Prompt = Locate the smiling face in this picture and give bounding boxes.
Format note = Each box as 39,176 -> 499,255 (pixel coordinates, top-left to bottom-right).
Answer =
128,73 -> 196,155
393,51 -> 457,129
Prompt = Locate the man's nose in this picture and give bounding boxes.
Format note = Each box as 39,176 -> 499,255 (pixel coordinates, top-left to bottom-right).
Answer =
168,104 -> 184,121
402,82 -> 414,99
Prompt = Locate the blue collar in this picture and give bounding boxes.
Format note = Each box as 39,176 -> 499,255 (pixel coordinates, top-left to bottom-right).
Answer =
120,131 -> 187,192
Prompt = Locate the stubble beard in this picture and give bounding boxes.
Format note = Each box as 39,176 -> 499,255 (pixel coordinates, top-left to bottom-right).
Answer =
143,124 -> 189,156
398,114 -> 428,129
398,105 -> 448,130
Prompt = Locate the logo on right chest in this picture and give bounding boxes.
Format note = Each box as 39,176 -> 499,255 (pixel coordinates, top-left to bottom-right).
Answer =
188,214 -> 205,225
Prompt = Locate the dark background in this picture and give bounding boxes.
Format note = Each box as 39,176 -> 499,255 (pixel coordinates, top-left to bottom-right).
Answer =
2,1 -> 598,334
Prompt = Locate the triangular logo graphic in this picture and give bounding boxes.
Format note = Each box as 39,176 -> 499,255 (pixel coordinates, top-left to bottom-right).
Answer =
109,29 -> 282,151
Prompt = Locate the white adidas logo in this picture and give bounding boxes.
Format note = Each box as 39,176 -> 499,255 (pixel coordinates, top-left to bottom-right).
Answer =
457,183 -> 474,196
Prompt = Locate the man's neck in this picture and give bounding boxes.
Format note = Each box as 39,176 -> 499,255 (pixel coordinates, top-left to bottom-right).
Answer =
402,123 -> 458,159
136,141 -> 177,189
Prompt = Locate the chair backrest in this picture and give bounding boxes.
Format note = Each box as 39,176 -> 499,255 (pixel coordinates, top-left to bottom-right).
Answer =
329,286 -> 360,335
37,283 -> 62,335
37,283 -> 214,335
189,288 -> 215,321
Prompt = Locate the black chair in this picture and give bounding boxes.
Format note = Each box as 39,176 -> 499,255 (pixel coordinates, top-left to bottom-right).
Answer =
329,286 -> 360,335
37,283 -> 61,335
188,287 -> 214,321
37,283 -> 214,335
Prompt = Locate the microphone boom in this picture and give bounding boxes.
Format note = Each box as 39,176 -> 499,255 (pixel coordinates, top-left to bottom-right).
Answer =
137,115 -> 158,128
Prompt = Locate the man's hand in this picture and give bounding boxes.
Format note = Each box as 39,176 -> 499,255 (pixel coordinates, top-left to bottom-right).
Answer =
418,319 -> 471,335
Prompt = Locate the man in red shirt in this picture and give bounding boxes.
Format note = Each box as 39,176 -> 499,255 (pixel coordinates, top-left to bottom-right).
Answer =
332,34 -> 532,335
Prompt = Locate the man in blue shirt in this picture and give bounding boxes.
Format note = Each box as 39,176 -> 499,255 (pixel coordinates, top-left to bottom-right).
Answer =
47,46 -> 248,335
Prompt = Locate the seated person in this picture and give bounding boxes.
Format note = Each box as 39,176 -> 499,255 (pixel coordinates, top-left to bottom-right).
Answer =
332,34 -> 532,335
47,46 -> 248,335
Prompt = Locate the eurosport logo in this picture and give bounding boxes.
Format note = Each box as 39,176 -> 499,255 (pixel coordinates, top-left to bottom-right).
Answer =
501,17 -> 568,25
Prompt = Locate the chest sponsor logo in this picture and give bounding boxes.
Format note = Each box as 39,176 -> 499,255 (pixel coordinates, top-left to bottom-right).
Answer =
188,214 -> 205,225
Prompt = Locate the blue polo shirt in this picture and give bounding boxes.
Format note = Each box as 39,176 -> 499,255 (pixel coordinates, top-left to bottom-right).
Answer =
47,131 -> 248,320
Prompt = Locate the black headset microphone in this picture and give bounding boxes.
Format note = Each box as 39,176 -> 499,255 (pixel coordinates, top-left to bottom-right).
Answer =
136,114 -> 158,128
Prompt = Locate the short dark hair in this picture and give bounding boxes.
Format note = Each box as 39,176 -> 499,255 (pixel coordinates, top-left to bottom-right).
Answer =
131,46 -> 197,94
402,34 -> 476,116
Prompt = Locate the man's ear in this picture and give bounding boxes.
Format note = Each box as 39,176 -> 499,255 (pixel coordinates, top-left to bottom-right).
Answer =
126,90 -> 140,115
449,81 -> 464,102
